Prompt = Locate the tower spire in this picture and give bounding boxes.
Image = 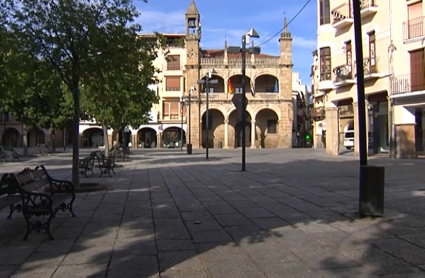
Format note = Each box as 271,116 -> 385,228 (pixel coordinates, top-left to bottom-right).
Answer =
280,15 -> 291,39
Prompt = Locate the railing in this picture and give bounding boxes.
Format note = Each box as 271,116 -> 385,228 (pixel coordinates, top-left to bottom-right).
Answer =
200,57 -> 280,67
391,73 -> 425,95
403,16 -> 425,41
310,107 -> 325,119
200,92 -> 280,100
331,3 -> 352,24
333,64 -> 352,83
363,57 -> 378,74
339,104 -> 354,116
360,0 -> 377,9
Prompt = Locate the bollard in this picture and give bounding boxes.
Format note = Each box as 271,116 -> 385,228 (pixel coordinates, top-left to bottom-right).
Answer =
359,165 -> 385,217
186,143 -> 192,155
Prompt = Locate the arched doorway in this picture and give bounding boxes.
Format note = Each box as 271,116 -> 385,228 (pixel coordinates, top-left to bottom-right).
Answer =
201,109 -> 225,148
229,110 -> 251,148
254,74 -> 279,93
163,127 -> 184,148
228,75 -> 251,94
137,128 -> 157,148
200,74 -> 225,93
82,128 -> 104,147
111,127 -> 132,148
255,109 -> 279,148
2,128 -> 21,147
27,127 -> 45,147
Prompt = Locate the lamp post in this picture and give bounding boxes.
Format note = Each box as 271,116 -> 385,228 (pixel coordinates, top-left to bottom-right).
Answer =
186,87 -> 196,155
197,68 -> 218,160
179,96 -> 184,151
228,29 -> 261,171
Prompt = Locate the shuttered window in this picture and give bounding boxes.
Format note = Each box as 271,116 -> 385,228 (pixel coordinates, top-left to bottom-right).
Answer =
320,47 -> 331,81
162,102 -> 170,118
167,55 -> 180,70
408,2 -> 424,39
409,48 -> 425,92
170,102 -> 179,119
166,76 -> 180,91
319,0 -> 330,25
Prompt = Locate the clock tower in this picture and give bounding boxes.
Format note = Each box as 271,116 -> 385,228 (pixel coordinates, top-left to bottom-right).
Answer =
185,0 -> 201,148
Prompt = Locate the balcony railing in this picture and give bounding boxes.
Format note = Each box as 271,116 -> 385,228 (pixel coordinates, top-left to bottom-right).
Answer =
310,107 -> 325,119
391,73 -> 425,95
331,3 -> 353,28
333,64 -> 353,83
360,0 -> 377,9
403,16 -> 425,41
200,92 -> 280,100
363,56 -> 378,75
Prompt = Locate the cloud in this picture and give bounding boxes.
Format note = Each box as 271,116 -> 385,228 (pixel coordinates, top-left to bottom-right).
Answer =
292,36 -> 316,49
136,9 -> 186,33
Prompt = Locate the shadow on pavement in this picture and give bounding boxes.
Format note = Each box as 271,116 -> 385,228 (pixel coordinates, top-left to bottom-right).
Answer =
0,148 -> 424,277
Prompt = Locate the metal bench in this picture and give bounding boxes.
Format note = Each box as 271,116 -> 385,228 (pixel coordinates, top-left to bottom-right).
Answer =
78,154 -> 95,177
92,151 -> 115,177
9,165 -> 76,240
0,174 -> 22,219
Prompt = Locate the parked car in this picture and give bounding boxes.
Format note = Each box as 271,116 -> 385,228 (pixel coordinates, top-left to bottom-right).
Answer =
344,130 -> 373,150
344,130 -> 354,150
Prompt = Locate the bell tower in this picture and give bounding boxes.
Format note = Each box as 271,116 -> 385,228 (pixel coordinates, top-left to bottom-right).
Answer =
278,17 -> 294,148
185,0 -> 201,148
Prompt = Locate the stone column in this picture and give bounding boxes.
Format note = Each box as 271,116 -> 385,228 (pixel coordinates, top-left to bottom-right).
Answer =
325,107 -> 339,156
224,119 -> 229,148
251,120 -> 256,148
157,133 -> 162,149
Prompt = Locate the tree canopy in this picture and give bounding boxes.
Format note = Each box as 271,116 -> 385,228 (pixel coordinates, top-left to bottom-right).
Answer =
1,0 -> 157,186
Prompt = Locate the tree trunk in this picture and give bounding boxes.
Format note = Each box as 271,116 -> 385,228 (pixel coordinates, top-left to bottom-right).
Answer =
115,129 -> 120,146
72,88 -> 80,188
22,125 -> 28,156
63,127 -> 66,151
51,131 -> 56,153
103,122 -> 110,157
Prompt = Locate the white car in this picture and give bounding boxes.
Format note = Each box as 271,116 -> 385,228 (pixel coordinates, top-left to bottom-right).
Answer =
344,130 -> 354,150
344,130 -> 373,150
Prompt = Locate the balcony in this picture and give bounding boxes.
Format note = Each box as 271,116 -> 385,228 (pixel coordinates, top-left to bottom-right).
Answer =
333,64 -> 355,87
200,92 -> 280,101
403,16 -> 425,42
360,0 -> 378,18
310,107 -> 325,119
391,73 -> 425,97
331,3 -> 353,29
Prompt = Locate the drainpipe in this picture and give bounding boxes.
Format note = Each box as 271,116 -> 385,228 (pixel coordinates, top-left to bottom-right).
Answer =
387,0 -> 396,158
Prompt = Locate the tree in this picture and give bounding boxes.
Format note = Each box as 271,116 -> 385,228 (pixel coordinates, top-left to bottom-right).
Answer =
1,0 -> 147,186
81,31 -> 163,156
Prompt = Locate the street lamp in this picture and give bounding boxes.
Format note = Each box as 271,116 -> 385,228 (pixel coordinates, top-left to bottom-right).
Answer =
228,28 -> 261,171
179,95 -> 186,151
186,86 -> 196,155
197,68 -> 218,160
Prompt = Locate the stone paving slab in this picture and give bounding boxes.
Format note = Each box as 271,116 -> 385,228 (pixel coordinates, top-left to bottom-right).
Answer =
1,148 -> 425,277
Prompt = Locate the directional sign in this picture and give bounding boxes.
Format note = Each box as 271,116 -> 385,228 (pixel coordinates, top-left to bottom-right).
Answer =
231,94 -> 248,121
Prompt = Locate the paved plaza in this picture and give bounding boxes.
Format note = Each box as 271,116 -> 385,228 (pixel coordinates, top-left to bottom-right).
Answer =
1,148 -> 425,277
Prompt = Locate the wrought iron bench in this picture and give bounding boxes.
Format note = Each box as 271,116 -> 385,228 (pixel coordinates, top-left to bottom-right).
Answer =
2,146 -> 21,162
92,151 -> 115,177
110,146 -> 125,162
9,165 -> 76,240
78,154 -> 95,177
0,173 -> 22,219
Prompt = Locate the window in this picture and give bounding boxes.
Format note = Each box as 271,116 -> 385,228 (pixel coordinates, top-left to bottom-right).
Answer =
162,101 -> 179,119
267,120 -> 277,134
165,76 -> 180,91
202,116 -> 212,130
320,47 -> 331,81
368,32 -> 376,72
408,2 -> 424,39
345,41 -> 352,70
235,87 -> 243,94
319,0 -> 330,25
167,55 -> 180,70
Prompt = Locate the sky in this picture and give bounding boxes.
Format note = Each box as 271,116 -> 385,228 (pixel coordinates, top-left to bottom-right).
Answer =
134,0 -> 317,85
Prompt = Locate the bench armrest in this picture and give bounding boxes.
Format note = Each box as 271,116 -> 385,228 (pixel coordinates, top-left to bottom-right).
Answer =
50,178 -> 75,193
22,191 -> 54,214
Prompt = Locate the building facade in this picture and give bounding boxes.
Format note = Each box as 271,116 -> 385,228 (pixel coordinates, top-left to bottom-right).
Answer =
312,0 -> 425,158
2,0 -> 295,151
